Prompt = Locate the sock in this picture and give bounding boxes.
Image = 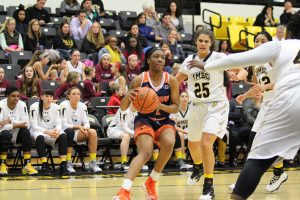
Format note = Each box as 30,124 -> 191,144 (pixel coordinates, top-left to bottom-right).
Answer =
60,157 -> 66,162
122,179 -> 133,191
204,175 -> 214,186
182,152 -> 186,160
0,154 -> 7,164
194,160 -> 203,165
67,153 -> 72,161
24,153 -> 31,165
150,170 -> 160,181
89,153 -> 96,162
121,155 -> 128,164
274,163 -> 284,176
41,157 -> 47,163
204,174 -> 214,179
175,150 -> 183,160
152,151 -> 159,161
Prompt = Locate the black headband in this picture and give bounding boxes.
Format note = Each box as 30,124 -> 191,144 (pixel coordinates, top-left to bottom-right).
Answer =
145,47 -> 164,59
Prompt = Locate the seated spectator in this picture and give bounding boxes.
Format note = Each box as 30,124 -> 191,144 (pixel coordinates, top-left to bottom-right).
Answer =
13,4 -> 28,41
171,63 -> 187,93
82,21 -> 105,64
165,30 -> 183,57
254,5 -> 276,27
67,49 -> 86,80
25,19 -> 50,52
0,18 -> 24,53
273,25 -> 285,41
27,50 -> 56,80
25,0 -> 50,26
82,67 -> 104,103
55,58 -> 69,83
49,70 -> 58,81
167,1 -> 184,33
110,62 -> 127,96
81,0 -> 99,23
159,41 -> 174,73
142,2 -> 160,28
155,13 -> 181,42
280,0 -> 296,25
53,21 -> 77,59
70,10 -> 92,40
126,54 -> 141,83
98,36 -> 126,64
123,24 -> 148,49
0,67 -> 10,96
16,65 -> 42,100
137,13 -> 155,42
60,0 -> 81,13
54,71 -> 80,100
107,83 -> 123,114
107,104 -> 137,170
218,40 -> 231,55
92,0 -> 106,17
95,53 -> 113,82
123,36 -> 145,66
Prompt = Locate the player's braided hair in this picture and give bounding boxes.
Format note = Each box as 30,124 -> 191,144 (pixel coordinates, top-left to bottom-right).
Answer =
287,11 -> 300,39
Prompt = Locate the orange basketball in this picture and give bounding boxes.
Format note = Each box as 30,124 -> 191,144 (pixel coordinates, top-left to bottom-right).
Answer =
132,87 -> 159,114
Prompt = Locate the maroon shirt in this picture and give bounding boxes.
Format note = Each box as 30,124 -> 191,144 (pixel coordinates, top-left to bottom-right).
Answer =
123,50 -> 145,67
0,80 -> 10,97
107,94 -> 121,114
54,82 -> 73,100
82,79 -> 103,101
16,79 -> 42,100
95,64 -> 113,83
126,65 -> 141,83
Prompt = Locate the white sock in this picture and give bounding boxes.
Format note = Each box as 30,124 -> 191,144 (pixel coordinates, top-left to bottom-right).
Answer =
150,170 -> 160,181
122,179 -> 133,191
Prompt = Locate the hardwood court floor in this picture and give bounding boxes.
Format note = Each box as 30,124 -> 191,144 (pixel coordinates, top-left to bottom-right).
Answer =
0,170 -> 300,200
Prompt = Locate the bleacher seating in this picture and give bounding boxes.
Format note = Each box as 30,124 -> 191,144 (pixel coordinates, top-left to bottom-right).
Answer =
1,64 -> 21,80
245,26 -> 262,48
10,51 -> 33,68
0,51 -> 9,64
0,5 -> 5,15
0,15 -> 9,24
264,27 -> 277,37
99,18 -> 116,31
210,15 -> 230,40
227,25 -> 247,51
118,11 -> 137,31
6,6 -> 18,17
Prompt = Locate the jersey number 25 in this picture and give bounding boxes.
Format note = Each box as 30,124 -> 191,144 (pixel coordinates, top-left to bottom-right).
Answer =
194,82 -> 210,98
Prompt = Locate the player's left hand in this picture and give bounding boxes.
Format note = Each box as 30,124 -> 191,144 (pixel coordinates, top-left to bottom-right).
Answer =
187,60 -> 205,70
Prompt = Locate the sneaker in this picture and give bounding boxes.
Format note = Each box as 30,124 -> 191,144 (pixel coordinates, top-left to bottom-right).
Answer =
86,160 -> 102,173
199,184 -> 215,200
142,177 -> 157,200
265,172 -> 288,192
112,188 -> 130,200
177,159 -> 193,171
215,161 -> 226,168
0,163 -> 8,175
22,163 -> 38,175
187,164 -> 203,185
66,161 -> 76,173
121,162 -> 129,171
39,162 -> 52,176
228,184 -> 235,192
60,161 -> 70,176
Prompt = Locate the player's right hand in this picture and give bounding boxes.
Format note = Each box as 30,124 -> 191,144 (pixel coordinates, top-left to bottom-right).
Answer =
236,94 -> 245,105
128,88 -> 140,101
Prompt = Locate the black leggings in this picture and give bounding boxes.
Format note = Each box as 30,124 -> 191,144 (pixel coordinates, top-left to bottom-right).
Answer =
35,134 -> 68,158
0,129 -> 32,152
174,131 -> 182,150
64,128 -> 75,148
232,156 -> 278,199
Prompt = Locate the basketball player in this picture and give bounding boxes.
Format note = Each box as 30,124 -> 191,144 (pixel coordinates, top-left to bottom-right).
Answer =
175,29 -> 247,199
232,31 -> 288,193
60,87 -> 102,173
30,90 -> 70,175
113,47 -> 179,200
189,11 -> 300,200
0,87 -> 37,175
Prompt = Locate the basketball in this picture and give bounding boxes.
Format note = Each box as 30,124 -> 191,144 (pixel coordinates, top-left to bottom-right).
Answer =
132,87 -> 159,114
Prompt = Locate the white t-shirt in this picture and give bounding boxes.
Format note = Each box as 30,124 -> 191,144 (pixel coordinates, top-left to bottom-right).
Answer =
60,100 -> 90,130
254,63 -> 275,101
179,52 -> 227,103
30,102 -> 62,133
67,60 -> 84,80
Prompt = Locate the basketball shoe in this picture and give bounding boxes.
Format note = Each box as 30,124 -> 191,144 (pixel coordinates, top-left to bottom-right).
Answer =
199,183 -> 215,200
0,163 -> 8,175
22,163 -> 38,175
112,188 -> 130,200
187,163 -> 203,185
142,177 -> 157,200
265,172 -> 288,192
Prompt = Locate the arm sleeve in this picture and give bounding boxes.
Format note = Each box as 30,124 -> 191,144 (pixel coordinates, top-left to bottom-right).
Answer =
82,105 -> 90,129
18,34 -> 24,49
205,42 -> 281,71
30,106 -> 46,133
0,33 -> 8,50
21,104 -> 30,128
60,104 -> 73,129
55,107 -> 62,131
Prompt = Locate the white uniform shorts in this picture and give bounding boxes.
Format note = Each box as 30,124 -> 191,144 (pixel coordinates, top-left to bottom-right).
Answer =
107,127 -> 133,139
31,131 -> 65,148
251,100 -> 271,133
188,100 -> 229,142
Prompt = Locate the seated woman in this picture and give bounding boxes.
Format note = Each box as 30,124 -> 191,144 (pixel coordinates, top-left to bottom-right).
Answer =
110,62 -> 127,96
98,36 -> 126,64
95,53 -> 113,83
142,2 -> 160,28
137,12 -> 155,42
167,1 -> 184,33
165,30 -> 183,58
123,36 -> 145,66
0,18 -> 24,53
27,50 -> 56,80
0,67 -> 10,97
53,21 -> 77,59
60,0 -> 81,14
29,90 -> 71,175
54,71 -> 80,100
25,19 -> 50,52
60,87 -> 101,173
107,83 -> 123,115
82,21 -> 105,65
254,5 -> 276,27
13,4 -> 28,41
16,65 -> 42,100
67,49 -> 86,80
159,41 -> 174,73
55,58 -> 69,83
82,67 -> 104,103
125,54 -> 141,84
123,24 -> 148,49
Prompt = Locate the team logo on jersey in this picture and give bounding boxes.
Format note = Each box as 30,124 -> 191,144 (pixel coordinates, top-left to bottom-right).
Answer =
71,114 -> 79,122
191,71 -> 210,81
43,116 -> 51,123
163,85 -> 169,90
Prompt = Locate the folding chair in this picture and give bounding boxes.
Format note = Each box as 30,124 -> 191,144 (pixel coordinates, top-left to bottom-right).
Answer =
2,64 -> 21,80
99,18 -> 116,31
10,51 -> 33,68
41,80 -> 59,91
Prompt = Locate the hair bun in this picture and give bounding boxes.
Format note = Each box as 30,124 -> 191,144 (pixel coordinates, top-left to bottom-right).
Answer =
18,4 -> 25,10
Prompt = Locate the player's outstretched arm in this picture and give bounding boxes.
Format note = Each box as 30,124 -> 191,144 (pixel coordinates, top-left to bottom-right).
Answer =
120,75 -> 142,111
